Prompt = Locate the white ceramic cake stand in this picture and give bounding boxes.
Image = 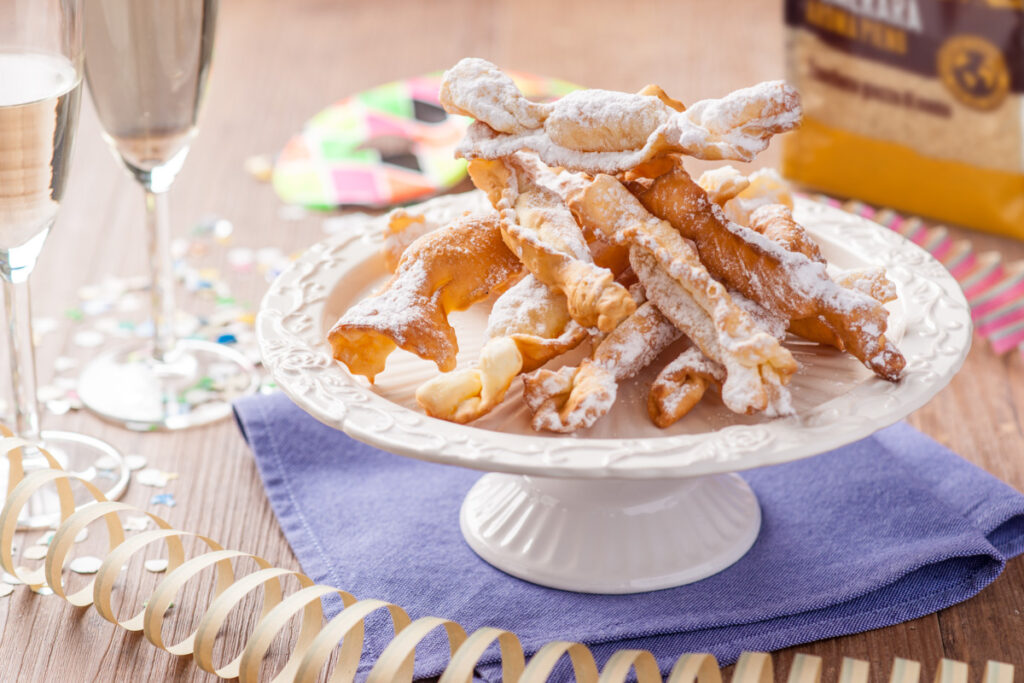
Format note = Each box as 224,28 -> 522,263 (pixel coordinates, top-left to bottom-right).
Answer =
257,195 -> 971,594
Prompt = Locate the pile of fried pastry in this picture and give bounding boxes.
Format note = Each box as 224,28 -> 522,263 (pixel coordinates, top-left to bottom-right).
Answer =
327,58 -> 905,433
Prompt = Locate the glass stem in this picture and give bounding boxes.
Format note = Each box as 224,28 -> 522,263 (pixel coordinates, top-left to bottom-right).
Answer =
145,189 -> 177,362
2,276 -> 41,443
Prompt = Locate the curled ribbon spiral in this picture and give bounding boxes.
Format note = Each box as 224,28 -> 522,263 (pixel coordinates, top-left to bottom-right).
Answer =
0,431 -> 1014,682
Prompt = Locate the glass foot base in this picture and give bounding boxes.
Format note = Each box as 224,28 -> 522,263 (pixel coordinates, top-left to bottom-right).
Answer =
0,430 -> 129,529
77,339 -> 259,431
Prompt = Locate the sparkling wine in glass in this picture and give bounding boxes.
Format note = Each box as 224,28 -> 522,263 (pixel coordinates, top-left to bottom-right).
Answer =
0,0 -> 128,527
78,0 -> 258,430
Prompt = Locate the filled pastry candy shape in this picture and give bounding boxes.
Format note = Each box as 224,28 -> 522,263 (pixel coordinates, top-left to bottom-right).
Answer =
522,301 -> 681,433
469,155 -> 636,333
415,275 -> 588,423
629,162 -> 905,381
441,57 -> 802,174
569,174 -> 798,416
647,345 -> 726,428
328,211 -> 521,381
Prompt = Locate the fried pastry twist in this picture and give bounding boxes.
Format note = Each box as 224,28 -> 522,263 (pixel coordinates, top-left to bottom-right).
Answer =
441,58 -> 802,174
647,345 -> 726,428
328,212 -> 521,380
522,301 -> 680,432
469,155 -> 636,333
569,174 -> 798,416
415,275 -> 588,423
630,162 -> 905,381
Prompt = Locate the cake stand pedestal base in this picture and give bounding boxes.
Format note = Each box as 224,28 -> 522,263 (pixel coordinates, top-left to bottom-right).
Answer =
460,472 -> 761,594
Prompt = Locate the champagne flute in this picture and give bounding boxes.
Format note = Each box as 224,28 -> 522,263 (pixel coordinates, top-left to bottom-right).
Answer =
0,0 -> 128,527
78,0 -> 258,431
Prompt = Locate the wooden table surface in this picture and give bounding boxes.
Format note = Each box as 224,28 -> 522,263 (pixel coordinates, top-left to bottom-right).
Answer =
3,0 -> 1024,680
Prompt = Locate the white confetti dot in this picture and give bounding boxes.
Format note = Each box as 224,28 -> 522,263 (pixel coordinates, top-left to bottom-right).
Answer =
116,293 -> 143,313
0,583 -> 13,597
125,454 -> 148,471
54,356 -> 78,372
2,572 -> 23,585
35,531 -> 54,547
22,545 -> 47,560
31,585 -> 53,596
95,455 -> 118,471
32,317 -> 59,336
123,516 -> 150,531
73,330 -> 104,348
144,558 -> 168,573
227,247 -> 255,270
136,468 -> 168,487
69,556 -> 103,574
213,219 -> 234,240
75,529 -> 89,543
46,399 -> 71,416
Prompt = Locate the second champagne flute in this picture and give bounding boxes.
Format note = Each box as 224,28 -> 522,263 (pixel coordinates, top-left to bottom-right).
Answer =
77,0 -> 258,430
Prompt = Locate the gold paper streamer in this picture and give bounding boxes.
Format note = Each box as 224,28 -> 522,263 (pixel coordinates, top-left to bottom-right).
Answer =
0,430 -> 1015,682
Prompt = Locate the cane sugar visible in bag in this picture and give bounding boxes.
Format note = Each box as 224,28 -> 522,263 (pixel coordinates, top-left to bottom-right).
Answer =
783,0 -> 1024,239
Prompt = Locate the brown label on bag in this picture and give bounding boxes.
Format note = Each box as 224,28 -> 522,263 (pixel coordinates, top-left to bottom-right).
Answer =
786,0 -> 1024,105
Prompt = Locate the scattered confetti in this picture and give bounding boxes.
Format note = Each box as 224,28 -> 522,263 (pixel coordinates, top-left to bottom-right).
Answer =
115,293 -> 143,313
123,516 -> 150,531
125,454 -> 148,471
22,546 -> 48,560
68,556 -> 103,574
227,247 -> 255,271
244,154 -> 273,182
72,330 -> 104,348
136,469 -> 169,487
31,585 -> 53,596
150,493 -> 176,508
144,558 -> 169,573
95,455 -> 118,471
33,316 -> 59,336
46,399 -> 71,416
0,584 -> 13,598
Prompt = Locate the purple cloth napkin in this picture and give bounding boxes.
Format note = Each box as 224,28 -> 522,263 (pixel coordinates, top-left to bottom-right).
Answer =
235,392 -> 1024,682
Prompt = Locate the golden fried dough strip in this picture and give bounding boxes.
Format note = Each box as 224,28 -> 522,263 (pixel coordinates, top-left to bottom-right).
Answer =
328,212 -> 521,381
648,345 -> 726,428
746,205 -> 899,354
631,163 -> 905,381
632,249 -> 793,416
415,275 -> 588,423
383,211 -> 430,272
522,302 -> 680,432
567,175 -> 796,415
441,58 -> 801,174
469,157 -> 635,332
